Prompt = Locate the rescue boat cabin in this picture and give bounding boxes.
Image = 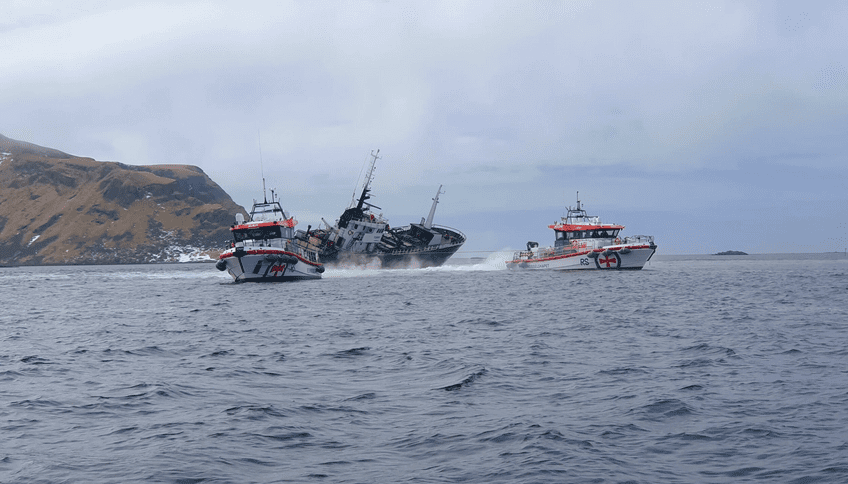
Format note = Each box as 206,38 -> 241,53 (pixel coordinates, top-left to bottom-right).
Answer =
230,200 -> 297,248
552,225 -> 624,247
550,194 -> 623,248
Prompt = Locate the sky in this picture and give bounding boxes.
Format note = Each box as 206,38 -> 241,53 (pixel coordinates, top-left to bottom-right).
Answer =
2,0 -> 847,255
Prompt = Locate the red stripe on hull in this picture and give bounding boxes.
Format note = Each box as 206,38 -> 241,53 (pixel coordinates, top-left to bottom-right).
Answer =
219,249 -> 322,268
506,245 -> 653,264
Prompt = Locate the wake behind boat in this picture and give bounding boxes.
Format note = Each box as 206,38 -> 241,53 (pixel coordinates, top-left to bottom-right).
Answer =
506,193 -> 657,271
216,189 -> 324,282
294,150 -> 466,268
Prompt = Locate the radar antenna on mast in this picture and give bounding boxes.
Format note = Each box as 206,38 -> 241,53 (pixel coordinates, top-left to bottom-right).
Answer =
258,131 -> 267,203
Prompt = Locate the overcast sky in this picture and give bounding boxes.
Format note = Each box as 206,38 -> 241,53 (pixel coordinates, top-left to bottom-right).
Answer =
3,1 -> 847,254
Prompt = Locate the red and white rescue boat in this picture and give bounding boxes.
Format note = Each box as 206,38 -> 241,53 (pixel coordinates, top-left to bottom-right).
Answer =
216,191 -> 324,282
506,194 -> 657,271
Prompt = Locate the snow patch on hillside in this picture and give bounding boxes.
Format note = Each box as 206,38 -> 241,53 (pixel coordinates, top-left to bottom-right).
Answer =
148,244 -> 217,263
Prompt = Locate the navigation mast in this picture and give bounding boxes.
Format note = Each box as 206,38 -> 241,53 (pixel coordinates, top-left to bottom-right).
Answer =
423,185 -> 444,229
355,149 -> 381,211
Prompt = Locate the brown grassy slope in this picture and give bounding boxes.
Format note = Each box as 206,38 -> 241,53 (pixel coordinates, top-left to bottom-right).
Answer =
0,134 -> 248,265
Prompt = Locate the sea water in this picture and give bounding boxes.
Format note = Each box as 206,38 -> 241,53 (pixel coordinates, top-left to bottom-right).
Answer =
1,253 -> 847,483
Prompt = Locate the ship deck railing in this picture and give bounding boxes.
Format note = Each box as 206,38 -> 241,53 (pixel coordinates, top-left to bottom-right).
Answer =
512,246 -> 580,261
623,235 -> 654,245
285,240 -> 319,263
386,244 -> 454,255
512,235 -> 655,260
230,238 -> 319,263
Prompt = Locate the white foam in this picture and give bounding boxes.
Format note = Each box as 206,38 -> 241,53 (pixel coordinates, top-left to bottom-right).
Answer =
177,252 -> 215,263
109,270 -> 230,280
322,250 -> 512,278
437,250 -> 513,272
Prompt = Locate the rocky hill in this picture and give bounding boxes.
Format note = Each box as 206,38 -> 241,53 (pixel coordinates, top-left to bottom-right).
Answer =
0,134 -> 247,266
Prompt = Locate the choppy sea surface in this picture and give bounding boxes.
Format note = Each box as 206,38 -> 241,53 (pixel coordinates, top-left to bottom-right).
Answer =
2,253 -> 847,483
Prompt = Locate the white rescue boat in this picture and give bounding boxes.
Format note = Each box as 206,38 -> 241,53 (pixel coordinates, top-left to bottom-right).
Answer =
216,190 -> 324,282
506,193 -> 657,271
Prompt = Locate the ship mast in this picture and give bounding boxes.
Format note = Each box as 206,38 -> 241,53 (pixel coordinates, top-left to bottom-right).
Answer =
423,185 -> 444,229
259,131 -> 267,203
566,191 -> 588,223
355,149 -> 380,211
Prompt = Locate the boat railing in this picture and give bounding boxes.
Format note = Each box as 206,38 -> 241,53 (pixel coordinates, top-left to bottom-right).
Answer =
229,237 -> 319,263
624,235 -> 654,245
432,224 -> 467,242
389,244 -> 447,255
285,240 -> 319,263
513,245 -> 578,260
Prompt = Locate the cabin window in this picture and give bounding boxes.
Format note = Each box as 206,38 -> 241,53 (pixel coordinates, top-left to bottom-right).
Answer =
556,231 -> 566,240
233,225 -> 283,242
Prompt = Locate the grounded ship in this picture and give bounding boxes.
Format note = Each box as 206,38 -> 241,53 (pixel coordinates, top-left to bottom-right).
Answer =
506,193 -> 657,271
216,189 -> 324,282
294,150 -> 465,268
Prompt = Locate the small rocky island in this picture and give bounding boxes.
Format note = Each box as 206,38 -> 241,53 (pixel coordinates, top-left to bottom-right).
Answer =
714,250 -> 748,256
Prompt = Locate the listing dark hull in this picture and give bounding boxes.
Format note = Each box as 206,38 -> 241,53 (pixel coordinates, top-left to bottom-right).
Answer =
321,239 -> 464,268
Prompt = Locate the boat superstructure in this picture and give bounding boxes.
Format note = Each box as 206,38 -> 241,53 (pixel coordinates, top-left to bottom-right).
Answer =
294,150 -> 465,268
216,189 -> 324,282
506,193 -> 656,271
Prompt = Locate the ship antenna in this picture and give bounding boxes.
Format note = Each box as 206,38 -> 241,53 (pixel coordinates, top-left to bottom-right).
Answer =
259,131 -> 267,203
576,191 -> 580,211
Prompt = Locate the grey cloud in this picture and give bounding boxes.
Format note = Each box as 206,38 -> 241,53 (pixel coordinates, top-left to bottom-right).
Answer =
3,1 -> 847,253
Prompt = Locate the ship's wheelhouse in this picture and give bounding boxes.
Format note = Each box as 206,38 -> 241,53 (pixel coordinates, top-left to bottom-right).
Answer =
557,228 -> 621,240
554,227 -> 621,247
232,224 -> 293,242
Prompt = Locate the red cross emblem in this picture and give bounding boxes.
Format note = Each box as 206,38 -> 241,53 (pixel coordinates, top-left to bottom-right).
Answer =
597,253 -> 619,268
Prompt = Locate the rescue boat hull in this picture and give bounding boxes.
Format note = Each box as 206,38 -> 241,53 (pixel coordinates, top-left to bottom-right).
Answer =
506,245 -> 656,271
218,249 -> 323,282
